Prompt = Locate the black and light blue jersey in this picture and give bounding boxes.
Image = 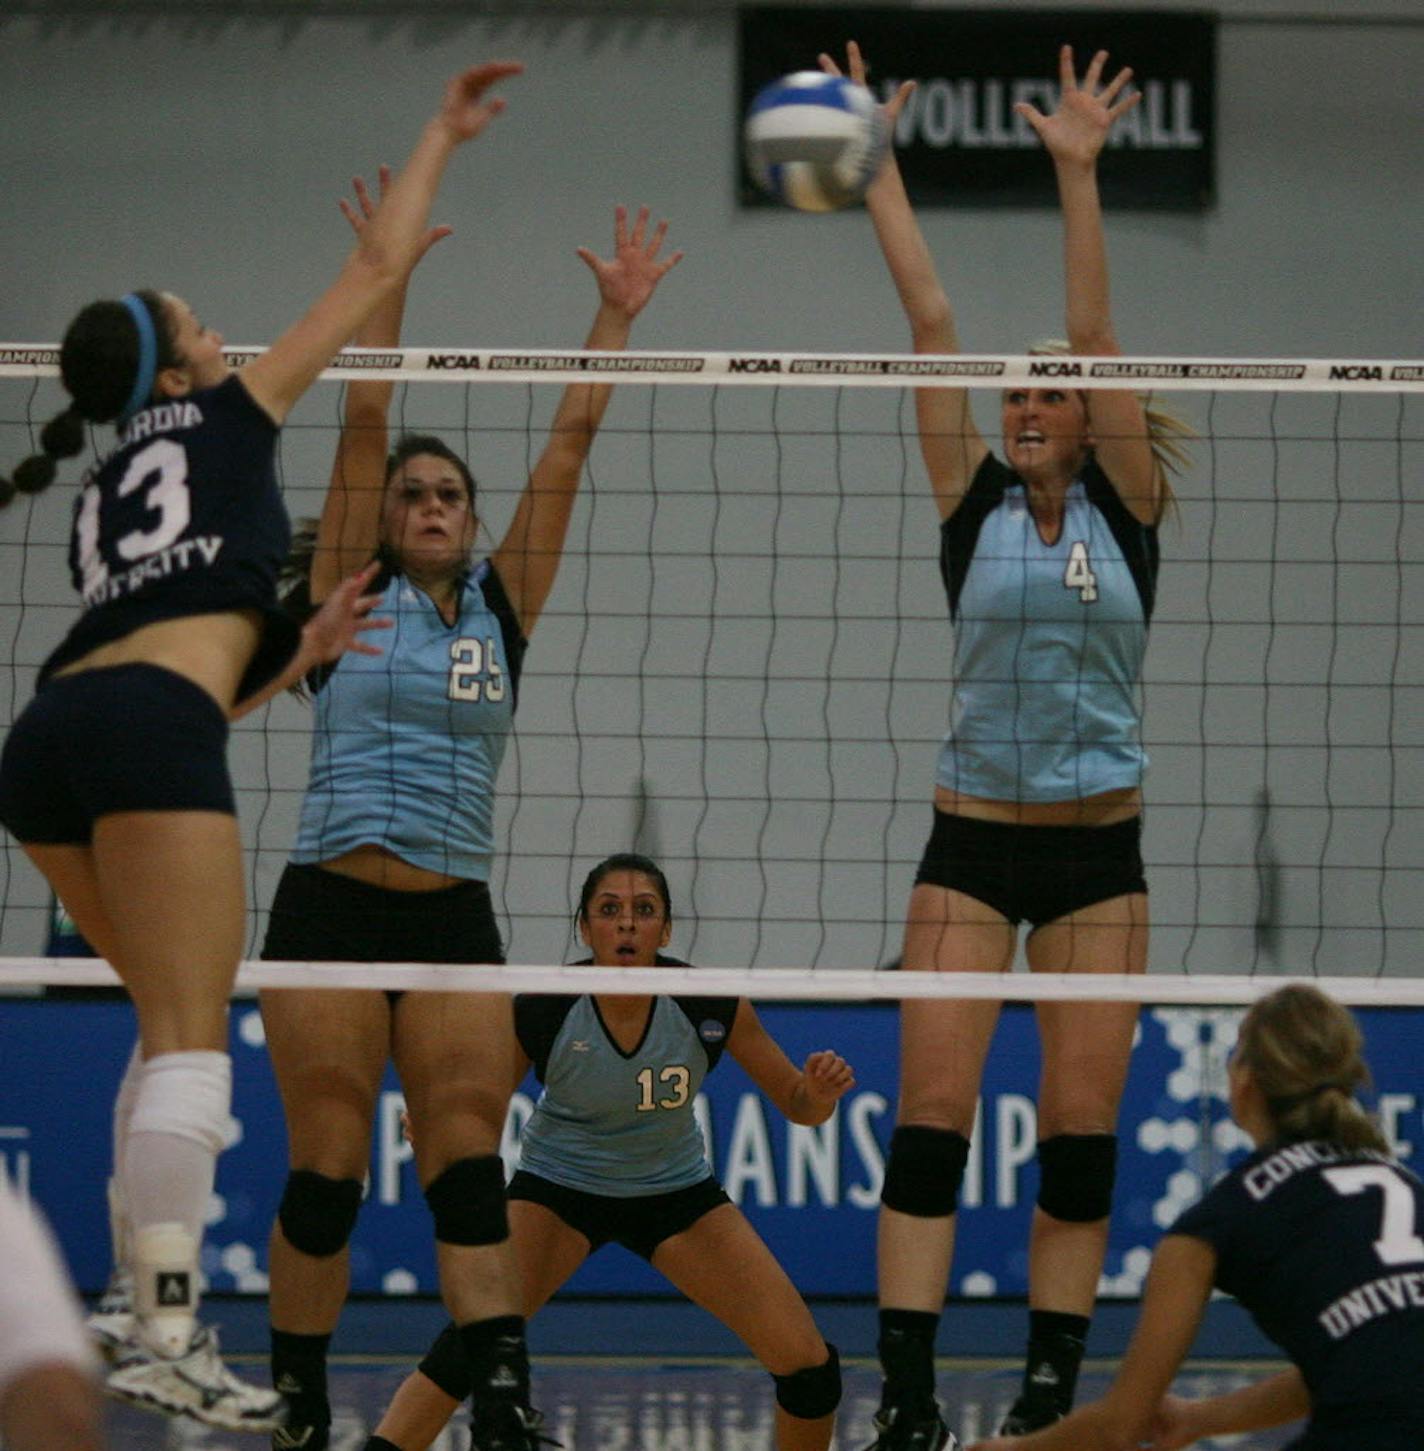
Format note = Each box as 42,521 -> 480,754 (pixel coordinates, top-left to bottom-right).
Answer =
514,960 -> 739,1195
290,559 -> 526,882
41,375 -> 296,704
935,452 -> 1157,802
1171,1140 -> 1424,1434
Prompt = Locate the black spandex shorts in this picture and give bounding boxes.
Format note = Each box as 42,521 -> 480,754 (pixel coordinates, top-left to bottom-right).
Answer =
914,810 -> 1146,929
0,664 -> 233,845
507,1169 -> 730,1260
416,1170 -> 732,1401
261,861 -> 505,969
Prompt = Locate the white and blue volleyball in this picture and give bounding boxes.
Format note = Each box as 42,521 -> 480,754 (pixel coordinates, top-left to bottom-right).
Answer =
744,72 -> 888,213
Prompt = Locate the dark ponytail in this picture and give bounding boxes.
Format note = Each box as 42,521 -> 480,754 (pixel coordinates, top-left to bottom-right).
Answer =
1,290 -> 178,507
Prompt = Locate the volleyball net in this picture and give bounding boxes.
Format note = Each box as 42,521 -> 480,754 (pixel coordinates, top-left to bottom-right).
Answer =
2,345 -> 1423,1003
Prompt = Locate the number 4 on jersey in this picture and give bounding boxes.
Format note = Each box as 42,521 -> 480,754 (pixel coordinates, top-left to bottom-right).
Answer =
1064,541 -> 1098,602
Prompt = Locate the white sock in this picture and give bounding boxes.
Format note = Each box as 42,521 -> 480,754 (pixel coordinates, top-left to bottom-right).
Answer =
108,1040 -> 144,1278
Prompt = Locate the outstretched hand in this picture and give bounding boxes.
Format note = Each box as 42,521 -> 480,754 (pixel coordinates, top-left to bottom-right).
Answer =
340,165 -> 452,274
577,205 -> 684,321
801,1050 -> 856,1108
818,41 -> 915,132
438,60 -> 524,144
1016,45 -> 1140,167
302,562 -> 391,665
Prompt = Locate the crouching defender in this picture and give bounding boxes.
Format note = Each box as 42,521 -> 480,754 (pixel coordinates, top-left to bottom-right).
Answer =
363,853 -> 852,1451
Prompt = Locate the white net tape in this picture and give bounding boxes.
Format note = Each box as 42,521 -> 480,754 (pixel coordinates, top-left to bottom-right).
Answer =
3,960 -> 1424,1006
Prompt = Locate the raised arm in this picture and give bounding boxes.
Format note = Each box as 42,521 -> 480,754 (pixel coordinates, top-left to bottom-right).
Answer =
239,61 -> 522,430
821,42 -> 988,520
489,204 -> 682,632
309,169 -> 453,601
966,1234 -> 1216,1451
725,1001 -> 855,1126
1016,47 -> 1160,524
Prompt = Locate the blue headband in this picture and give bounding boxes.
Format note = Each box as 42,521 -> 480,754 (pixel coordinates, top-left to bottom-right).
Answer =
119,293 -> 159,422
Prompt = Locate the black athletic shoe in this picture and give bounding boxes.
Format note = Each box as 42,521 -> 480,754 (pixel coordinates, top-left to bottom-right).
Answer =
998,1387 -> 1063,1436
469,1401 -> 558,1451
864,1397 -> 958,1451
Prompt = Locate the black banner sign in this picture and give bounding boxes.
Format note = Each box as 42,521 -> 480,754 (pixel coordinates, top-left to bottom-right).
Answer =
738,6 -> 1216,211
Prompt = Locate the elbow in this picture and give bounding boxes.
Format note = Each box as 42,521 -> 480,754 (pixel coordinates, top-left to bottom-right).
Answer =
343,398 -> 390,430
909,294 -> 954,350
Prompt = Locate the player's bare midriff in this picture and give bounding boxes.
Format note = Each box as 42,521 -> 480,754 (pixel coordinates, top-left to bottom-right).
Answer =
934,783 -> 1143,827
318,844 -> 466,893
49,609 -> 264,714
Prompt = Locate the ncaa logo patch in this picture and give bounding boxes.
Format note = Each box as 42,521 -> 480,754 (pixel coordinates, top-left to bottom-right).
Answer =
698,1019 -> 727,1044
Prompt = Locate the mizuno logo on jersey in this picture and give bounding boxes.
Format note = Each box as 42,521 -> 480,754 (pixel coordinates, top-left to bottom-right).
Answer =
571,1040 -> 591,1052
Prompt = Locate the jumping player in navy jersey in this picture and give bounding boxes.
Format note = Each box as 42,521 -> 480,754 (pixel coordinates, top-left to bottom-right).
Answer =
357,853 -> 853,1451
818,41 -> 1194,1448
0,59 -> 522,1430
967,984 -> 1424,1451
255,176 -> 682,1451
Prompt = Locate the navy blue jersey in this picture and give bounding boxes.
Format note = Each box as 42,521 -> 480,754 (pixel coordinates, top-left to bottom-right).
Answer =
289,559 -> 526,882
1171,1140 -> 1424,1435
513,956 -> 740,1195
936,452 -> 1158,802
40,375 -> 296,704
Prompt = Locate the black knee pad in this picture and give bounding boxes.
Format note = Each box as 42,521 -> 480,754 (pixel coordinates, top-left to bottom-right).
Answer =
423,1155 -> 509,1246
1036,1133 -> 1117,1223
278,1170 -> 364,1257
880,1126 -> 971,1217
773,1345 -> 841,1420
417,1321 -> 473,1402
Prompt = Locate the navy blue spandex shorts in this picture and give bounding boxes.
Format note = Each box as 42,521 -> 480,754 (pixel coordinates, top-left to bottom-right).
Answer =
0,664 -> 233,844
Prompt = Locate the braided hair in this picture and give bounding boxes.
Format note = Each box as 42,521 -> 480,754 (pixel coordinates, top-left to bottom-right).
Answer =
1,290 -> 178,507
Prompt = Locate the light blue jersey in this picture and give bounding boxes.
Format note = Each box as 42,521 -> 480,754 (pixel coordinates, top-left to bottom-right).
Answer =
515,974 -> 739,1196
291,559 -> 526,881
935,454 -> 1158,802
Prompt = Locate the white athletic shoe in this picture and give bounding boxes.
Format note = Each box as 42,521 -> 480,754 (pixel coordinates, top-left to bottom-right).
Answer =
106,1322 -> 287,1432
86,1269 -> 136,1357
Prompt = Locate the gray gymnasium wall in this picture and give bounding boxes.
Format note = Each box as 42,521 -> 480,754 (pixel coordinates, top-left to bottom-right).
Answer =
2,2 -> 1422,973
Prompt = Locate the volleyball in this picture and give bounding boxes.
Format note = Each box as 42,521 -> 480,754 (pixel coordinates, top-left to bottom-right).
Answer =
744,71 -> 888,213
